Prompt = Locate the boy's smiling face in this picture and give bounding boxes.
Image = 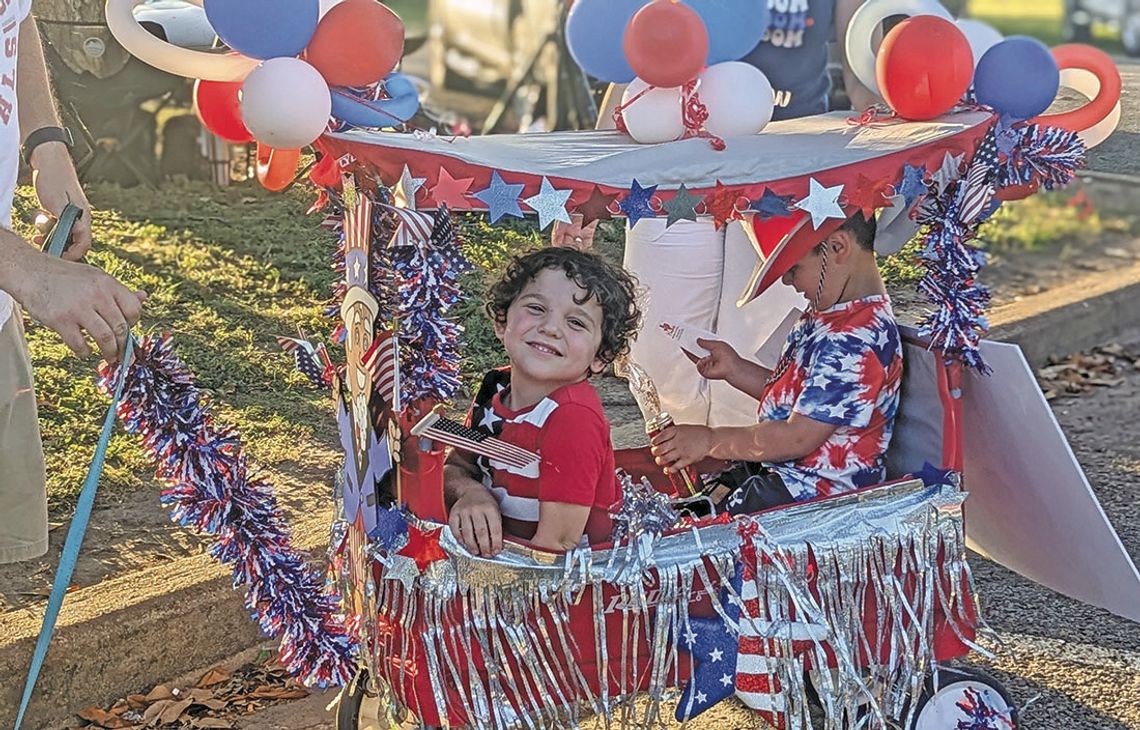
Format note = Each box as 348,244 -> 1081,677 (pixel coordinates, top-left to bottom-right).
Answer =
495,268 -> 605,402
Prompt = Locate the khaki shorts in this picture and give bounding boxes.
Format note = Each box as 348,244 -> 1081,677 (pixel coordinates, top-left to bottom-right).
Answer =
0,311 -> 48,563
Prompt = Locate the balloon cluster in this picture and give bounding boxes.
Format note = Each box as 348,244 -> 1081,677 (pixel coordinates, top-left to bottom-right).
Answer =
846,0 -> 1120,148
107,0 -> 420,189
567,0 -> 775,144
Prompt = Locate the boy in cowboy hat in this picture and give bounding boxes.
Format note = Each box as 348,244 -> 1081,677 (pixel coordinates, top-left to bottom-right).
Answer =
649,211 -> 902,512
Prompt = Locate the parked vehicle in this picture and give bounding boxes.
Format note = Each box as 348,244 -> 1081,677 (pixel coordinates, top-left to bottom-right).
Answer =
1064,0 -> 1140,55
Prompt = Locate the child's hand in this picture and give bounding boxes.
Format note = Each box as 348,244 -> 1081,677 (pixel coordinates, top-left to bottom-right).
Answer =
448,487 -> 503,557
692,338 -> 742,382
551,213 -> 599,250
650,424 -> 713,472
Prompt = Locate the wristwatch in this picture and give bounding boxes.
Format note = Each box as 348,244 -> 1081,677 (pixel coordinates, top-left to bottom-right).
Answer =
22,126 -> 74,165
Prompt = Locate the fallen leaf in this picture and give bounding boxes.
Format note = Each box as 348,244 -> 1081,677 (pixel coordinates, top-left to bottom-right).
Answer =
159,698 -> 194,725
142,700 -> 173,725
126,694 -> 148,710
77,706 -> 118,726
197,667 -> 231,688
145,685 -> 174,703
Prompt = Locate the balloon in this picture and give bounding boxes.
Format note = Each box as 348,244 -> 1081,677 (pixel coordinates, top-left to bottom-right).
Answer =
331,72 -> 420,128
623,0 -> 709,88
304,0 -> 405,87
194,79 -> 252,143
203,0 -> 319,60
686,0 -> 771,65
845,0 -> 952,97
565,0 -> 644,83
105,0 -> 257,81
697,61 -> 774,137
955,19 -> 1003,68
1033,44 -> 1122,147
974,36 -> 1060,120
257,144 -> 302,192
620,78 -> 684,144
319,0 -> 342,17
876,16 -> 973,120
241,58 -> 332,148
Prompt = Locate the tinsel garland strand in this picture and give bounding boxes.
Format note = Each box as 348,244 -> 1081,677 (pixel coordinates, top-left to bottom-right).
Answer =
97,334 -> 355,687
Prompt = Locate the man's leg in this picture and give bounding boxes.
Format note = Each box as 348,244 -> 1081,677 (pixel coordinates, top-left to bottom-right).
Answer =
0,312 -> 48,563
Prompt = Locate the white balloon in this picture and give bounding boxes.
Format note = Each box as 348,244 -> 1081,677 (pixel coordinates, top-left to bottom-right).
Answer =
1060,67 -> 1122,149
241,58 -> 332,149
955,19 -> 1003,68
106,0 -> 258,81
621,78 -> 684,144
697,62 -> 774,138
845,0 -> 953,97
319,0 -> 343,18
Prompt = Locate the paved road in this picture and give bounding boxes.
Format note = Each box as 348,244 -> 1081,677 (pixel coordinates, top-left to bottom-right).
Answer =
1087,58 -> 1140,178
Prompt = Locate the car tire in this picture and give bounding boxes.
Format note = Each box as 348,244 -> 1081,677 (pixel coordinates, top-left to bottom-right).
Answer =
909,666 -> 1018,730
1063,0 -> 1093,43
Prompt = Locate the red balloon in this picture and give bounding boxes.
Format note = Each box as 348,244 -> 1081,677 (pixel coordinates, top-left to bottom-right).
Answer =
193,78 -> 252,143
876,16 -> 973,121
304,0 -> 405,87
623,0 -> 709,88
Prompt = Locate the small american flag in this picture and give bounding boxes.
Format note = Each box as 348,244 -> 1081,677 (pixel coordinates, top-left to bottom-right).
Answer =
384,203 -> 435,248
431,205 -> 474,274
410,408 -> 538,470
363,330 -> 400,411
276,334 -> 332,389
957,128 -> 1000,225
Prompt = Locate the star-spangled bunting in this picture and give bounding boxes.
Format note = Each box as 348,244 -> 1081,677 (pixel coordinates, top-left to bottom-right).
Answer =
522,176 -> 573,230
749,187 -> 796,220
896,163 -> 928,206
393,164 -> 426,209
703,181 -> 744,230
931,151 -> 966,195
846,173 -> 893,219
473,170 -> 525,223
793,178 -> 845,229
618,179 -> 657,229
430,167 -> 474,209
576,185 -> 619,225
662,184 -> 701,227
675,566 -> 743,721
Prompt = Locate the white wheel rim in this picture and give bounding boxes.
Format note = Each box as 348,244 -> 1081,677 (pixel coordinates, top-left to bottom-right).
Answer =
914,679 -> 1016,729
844,0 -> 954,98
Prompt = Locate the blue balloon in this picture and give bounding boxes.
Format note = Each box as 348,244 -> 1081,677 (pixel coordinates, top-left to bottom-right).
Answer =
331,73 -> 420,129
974,36 -> 1060,120
565,0 -> 645,83
204,0 -> 319,60
687,0 -> 771,65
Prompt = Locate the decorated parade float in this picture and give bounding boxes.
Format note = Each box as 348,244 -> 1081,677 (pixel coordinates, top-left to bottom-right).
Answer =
16,0 -> 1140,729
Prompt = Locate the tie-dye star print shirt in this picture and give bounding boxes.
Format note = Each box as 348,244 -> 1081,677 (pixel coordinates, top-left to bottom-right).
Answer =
758,295 -> 902,501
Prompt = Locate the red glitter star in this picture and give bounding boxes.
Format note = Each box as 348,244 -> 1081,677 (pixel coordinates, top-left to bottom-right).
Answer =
430,167 -> 475,209
400,523 -> 447,571
847,173 -> 893,219
702,181 -> 745,230
576,185 -> 620,225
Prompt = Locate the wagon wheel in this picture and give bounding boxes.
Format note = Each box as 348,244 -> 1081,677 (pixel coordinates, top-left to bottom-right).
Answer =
910,665 -> 1018,730
336,667 -> 423,730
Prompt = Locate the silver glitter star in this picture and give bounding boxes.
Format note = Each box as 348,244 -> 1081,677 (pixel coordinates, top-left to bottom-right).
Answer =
793,178 -> 845,229
522,176 -> 573,230
394,164 -> 427,210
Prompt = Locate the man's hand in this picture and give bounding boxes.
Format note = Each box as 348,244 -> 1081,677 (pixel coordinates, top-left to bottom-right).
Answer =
12,251 -> 145,362
650,423 -> 714,472
447,483 -> 503,557
692,338 -> 744,382
30,143 -> 92,261
551,213 -> 599,250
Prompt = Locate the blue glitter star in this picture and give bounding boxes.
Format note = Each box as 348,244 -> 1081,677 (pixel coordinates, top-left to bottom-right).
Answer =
897,163 -> 928,206
618,178 -> 658,229
914,462 -> 957,488
473,170 -> 525,223
749,187 -> 796,220
675,566 -> 743,722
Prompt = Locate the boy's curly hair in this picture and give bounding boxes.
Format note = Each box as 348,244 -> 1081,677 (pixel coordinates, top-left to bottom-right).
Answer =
486,247 -> 641,367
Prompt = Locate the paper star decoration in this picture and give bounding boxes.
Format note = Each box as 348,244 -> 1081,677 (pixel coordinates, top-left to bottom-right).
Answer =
576,185 -> 620,225
930,151 -> 966,194
896,163 -> 928,206
675,566 -> 744,721
393,164 -> 426,209
431,167 -> 474,209
749,188 -> 796,220
399,523 -> 448,571
793,178 -> 845,230
618,178 -> 658,229
473,170 -> 526,223
662,184 -> 702,227
846,173 -> 893,219
522,176 -> 573,230
703,181 -> 745,230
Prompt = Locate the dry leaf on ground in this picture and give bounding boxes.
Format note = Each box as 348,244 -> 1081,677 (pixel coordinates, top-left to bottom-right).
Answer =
1036,343 -> 1137,400
197,667 -> 231,688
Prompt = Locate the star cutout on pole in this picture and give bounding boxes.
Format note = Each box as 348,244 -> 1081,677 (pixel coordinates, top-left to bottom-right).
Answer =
522,176 -> 573,230
618,179 -> 658,229
895,163 -> 928,206
930,151 -> 966,194
473,170 -> 526,223
703,181 -> 745,230
430,167 -> 474,209
846,173 -> 893,219
662,184 -> 702,227
674,566 -> 744,722
393,164 -> 426,209
749,188 -> 796,220
793,178 -> 845,230
576,185 -> 620,226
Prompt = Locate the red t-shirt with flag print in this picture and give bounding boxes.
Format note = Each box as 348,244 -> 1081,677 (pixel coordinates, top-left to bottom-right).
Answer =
758,295 -> 902,501
466,368 -> 619,546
